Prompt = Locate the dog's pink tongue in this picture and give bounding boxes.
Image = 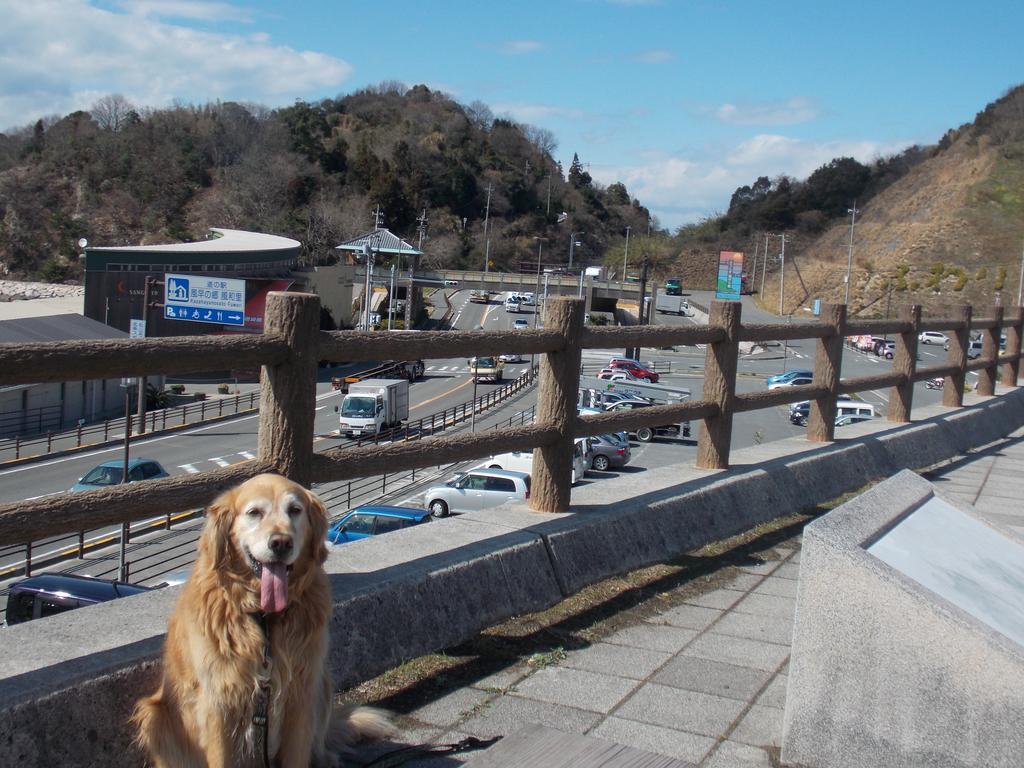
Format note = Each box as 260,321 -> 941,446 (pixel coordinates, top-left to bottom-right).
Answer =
260,562 -> 288,613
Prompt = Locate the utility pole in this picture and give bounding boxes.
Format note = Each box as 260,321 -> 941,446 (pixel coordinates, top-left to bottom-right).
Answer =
569,231 -> 583,269
405,209 -> 428,329
778,234 -> 787,316
628,251 -> 650,360
844,202 -> 859,305
761,233 -> 770,297
482,183 -> 492,274
1018,240 -> 1024,306
546,173 -> 552,216
622,226 -> 631,282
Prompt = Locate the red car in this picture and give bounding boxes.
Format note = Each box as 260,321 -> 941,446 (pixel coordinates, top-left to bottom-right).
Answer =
608,360 -> 659,383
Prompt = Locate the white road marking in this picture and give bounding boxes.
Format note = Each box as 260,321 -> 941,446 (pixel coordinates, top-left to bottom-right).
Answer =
210,457 -> 230,467
239,451 -> 255,460
26,491 -> 63,501
180,464 -> 200,474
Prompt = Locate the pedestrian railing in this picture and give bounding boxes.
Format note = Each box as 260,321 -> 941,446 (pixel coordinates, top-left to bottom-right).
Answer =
0,294 -> 1020,557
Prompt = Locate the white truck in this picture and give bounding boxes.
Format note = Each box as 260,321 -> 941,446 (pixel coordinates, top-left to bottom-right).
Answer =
337,378 -> 409,437
655,294 -> 692,316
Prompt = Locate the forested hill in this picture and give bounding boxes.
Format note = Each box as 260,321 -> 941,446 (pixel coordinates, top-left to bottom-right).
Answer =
0,84 -> 652,282
668,84 -> 1024,317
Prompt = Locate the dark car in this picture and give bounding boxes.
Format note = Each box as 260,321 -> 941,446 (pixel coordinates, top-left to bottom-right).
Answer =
588,433 -> 632,471
326,506 -> 432,545
5,573 -> 153,625
603,400 -> 690,442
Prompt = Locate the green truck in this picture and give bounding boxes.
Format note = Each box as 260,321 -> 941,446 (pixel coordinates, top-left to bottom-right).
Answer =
664,277 -> 682,296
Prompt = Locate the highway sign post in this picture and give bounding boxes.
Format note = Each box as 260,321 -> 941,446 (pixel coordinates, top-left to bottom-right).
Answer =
163,273 -> 245,326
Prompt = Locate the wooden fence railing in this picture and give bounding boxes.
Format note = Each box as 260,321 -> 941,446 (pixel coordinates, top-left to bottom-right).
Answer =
0,293 -> 1020,548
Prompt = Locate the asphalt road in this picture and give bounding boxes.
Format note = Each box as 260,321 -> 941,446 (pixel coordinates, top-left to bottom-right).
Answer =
0,287 -> 962,597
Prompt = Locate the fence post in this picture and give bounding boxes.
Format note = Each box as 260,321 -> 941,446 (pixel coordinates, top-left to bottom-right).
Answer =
696,301 -> 741,468
77,422 -> 83,447
976,305 -> 1003,396
1001,305 -> 1022,387
257,292 -> 320,486
807,303 -> 845,441
888,304 -> 921,422
944,305 -> 971,407
530,297 -> 584,513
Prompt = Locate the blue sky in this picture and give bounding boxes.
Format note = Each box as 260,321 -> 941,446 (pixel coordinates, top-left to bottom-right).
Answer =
2,0 -> 1021,229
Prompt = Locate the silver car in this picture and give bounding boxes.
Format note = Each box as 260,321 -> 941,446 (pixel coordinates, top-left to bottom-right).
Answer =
424,468 -> 530,518
588,434 -> 631,471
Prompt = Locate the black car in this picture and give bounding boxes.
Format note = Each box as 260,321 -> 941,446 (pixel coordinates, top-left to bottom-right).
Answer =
604,400 -> 691,442
5,573 -> 153,625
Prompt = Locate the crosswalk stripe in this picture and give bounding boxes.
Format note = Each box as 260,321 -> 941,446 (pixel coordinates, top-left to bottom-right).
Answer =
180,464 -> 199,474
210,457 -> 230,467
239,451 -> 255,460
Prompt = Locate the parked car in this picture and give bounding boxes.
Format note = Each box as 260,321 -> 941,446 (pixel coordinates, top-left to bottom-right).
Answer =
765,369 -> 812,387
424,468 -> 530,518
793,402 -> 876,427
499,353 -> 524,363
478,439 -> 589,485
597,368 -> 644,382
789,395 -> 853,425
767,376 -> 813,390
512,319 -> 530,330
835,414 -> 875,427
70,458 -> 169,492
588,433 -> 631,471
607,356 -> 654,369
326,506 -> 432,545
918,331 -> 949,346
943,338 -> 984,359
608,360 -> 659,383
5,573 -> 153,625
578,407 -> 630,445
602,399 -> 690,441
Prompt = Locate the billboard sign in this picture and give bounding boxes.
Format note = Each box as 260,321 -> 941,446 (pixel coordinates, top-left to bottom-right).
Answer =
716,251 -> 744,300
163,273 -> 245,326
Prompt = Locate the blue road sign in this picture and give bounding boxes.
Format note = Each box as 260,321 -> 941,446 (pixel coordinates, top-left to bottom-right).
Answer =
164,273 -> 245,326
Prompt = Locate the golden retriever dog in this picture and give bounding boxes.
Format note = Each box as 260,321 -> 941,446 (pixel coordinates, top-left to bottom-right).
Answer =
134,473 -> 389,767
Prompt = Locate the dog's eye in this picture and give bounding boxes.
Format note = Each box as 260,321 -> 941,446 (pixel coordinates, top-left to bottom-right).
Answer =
287,504 -> 303,517
245,507 -> 262,518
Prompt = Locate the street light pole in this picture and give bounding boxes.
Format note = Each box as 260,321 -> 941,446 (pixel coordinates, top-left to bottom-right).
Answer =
761,233 -> 770,297
622,226 -> 631,282
569,231 -> 583,269
844,202 -> 859,305
483,182 -> 492,274
778,234 -> 787,316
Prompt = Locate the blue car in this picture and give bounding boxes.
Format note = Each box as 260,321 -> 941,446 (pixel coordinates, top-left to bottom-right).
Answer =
326,506 -> 432,545
765,369 -> 813,387
70,458 -> 169,492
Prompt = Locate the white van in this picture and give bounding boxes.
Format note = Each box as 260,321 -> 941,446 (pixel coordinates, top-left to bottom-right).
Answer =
836,403 -> 876,424
477,439 -> 589,485
504,295 -> 521,313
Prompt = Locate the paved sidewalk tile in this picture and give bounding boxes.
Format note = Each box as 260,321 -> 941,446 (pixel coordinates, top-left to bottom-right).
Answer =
683,632 -> 790,672
614,683 -> 747,738
591,717 -> 713,765
684,588 -> 744,611
751,577 -> 797,599
769,563 -> 801,581
653,655 -> 771,702
731,592 -> 797,618
458,695 -> 602,739
754,674 -> 788,709
713,611 -> 794,646
703,740 -> 773,767
469,664 -> 529,693
409,687 -> 494,728
729,704 -> 783,749
651,604 -> 724,632
735,559 -> 780,577
720,572 -> 764,593
511,666 -> 638,713
561,642 -> 673,680
604,623 -> 699,653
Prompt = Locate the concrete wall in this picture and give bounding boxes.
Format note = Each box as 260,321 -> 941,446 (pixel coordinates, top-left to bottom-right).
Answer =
1,388 -> 1023,765
782,472 -> 1024,768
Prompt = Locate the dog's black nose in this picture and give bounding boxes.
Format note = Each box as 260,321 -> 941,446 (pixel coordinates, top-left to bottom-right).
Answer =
268,534 -> 293,557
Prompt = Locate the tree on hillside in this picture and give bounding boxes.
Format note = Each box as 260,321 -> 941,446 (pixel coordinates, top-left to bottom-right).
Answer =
568,153 -> 592,188
91,94 -> 134,132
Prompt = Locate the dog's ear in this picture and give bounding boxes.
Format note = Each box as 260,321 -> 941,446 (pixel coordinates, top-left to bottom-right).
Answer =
199,487 -> 237,569
304,488 -> 329,565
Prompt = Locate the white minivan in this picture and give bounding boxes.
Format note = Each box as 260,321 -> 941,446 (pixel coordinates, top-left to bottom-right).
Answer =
504,295 -> 521,313
836,403 -> 876,421
477,438 -> 589,485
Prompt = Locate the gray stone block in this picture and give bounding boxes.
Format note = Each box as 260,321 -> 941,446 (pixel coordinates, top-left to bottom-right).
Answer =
782,470 -> 1024,768
591,717 -> 714,764
614,683 -> 748,738
653,655 -> 772,701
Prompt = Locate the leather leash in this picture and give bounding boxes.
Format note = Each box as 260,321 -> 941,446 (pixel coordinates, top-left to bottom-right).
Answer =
358,735 -> 502,767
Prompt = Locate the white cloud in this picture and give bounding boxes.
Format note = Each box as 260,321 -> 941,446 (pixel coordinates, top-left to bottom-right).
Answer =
499,40 -> 544,55
0,0 -> 352,130
704,97 -> 820,126
633,49 -> 674,64
592,134 -> 909,229
116,1 -> 253,23
492,102 -> 587,123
